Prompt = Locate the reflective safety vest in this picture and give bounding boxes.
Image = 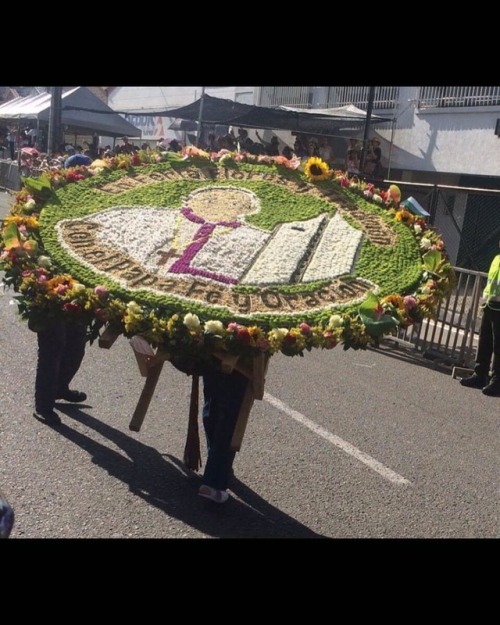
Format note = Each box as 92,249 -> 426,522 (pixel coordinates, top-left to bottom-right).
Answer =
482,254 -> 500,309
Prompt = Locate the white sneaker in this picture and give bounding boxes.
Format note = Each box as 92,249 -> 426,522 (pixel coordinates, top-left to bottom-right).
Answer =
198,484 -> 229,504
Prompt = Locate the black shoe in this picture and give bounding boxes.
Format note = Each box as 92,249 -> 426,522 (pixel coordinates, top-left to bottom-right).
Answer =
57,389 -> 87,403
460,374 -> 487,389
33,410 -> 62,425
482,380 -> 500,396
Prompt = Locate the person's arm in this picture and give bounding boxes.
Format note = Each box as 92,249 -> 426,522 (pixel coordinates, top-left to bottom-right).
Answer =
255,131 -> 268,146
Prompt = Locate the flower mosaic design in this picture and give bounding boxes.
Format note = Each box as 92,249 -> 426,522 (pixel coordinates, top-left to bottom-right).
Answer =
0,148 -> 456,361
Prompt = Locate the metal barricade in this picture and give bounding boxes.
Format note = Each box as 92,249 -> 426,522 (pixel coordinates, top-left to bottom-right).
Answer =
389,267 -> 486,368
0,159 -> 21,191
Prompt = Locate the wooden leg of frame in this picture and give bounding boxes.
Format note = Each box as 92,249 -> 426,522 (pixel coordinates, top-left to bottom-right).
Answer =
129,361 -> 164,432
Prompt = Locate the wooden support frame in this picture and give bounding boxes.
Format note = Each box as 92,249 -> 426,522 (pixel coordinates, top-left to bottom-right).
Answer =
98,326 -> 119,349
97,326 -> 270,450
212,349 -> 270,451
129,361 -> 165,432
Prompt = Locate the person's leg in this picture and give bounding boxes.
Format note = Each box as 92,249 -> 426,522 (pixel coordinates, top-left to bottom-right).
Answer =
474,307 -> 494,377
201,369 -> 249,494
461,307 -> 493,387
201,372 -> 219,452
34,321 -> 66,420
56,322 -> 87,400
482,308 -> 500,395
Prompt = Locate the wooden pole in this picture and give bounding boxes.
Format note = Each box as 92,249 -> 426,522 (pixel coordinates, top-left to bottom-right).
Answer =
196,86 -> 206,148
129,361 -> 164,432
359,86 -> 375,177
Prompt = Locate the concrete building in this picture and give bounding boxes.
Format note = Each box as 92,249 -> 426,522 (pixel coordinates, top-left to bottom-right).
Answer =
257,86 -> 500,188
106,86 -> 500,187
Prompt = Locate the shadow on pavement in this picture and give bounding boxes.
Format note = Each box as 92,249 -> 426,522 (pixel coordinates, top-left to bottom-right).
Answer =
370,342 -> 457,376
54,403 -> 325,539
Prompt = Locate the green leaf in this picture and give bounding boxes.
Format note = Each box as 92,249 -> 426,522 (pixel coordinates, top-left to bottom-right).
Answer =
22,175 -> 53,199
358,291 -> 399,337
359,311 -> 399,337
2,222 -> 20,250
422,249 -> 442,275
358,292 -> 384,320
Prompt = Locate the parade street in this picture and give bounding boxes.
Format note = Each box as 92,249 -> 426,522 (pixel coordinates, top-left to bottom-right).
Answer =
0,189 -> 498,540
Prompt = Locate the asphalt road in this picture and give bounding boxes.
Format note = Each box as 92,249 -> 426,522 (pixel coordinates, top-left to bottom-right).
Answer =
1,189 -> 498,539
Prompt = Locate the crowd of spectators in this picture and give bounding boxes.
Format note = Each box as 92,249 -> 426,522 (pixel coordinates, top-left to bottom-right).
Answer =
1,126 -> 383,179
198,127 -> 339,164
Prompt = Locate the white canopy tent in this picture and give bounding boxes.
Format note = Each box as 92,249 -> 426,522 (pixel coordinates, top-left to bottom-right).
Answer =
0,87 -> 141,138
277,103 -> 390,122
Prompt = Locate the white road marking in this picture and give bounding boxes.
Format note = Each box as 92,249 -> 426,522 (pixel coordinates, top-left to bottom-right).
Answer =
264,392 -> 411,485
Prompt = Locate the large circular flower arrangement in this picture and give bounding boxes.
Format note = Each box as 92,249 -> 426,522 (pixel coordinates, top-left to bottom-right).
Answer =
0,147 -> 455,366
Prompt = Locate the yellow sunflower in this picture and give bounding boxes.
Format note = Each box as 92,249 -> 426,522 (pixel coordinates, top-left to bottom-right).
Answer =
394,208 -> 415,224
304,156 -> 331,181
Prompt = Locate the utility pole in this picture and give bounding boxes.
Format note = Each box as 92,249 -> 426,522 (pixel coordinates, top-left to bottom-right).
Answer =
47,86 -> 63,156
359,86 -> 375,178
196,86 -> 206,147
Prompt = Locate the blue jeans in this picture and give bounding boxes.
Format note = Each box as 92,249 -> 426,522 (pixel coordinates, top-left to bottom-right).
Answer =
34,320 -> 87,413
202,369 -> 249,491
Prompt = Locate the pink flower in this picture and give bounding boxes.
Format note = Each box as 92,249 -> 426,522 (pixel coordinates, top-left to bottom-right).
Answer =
94,285 -> 109,300
322,331 -> 337,349
227,322 -> 239,332
63,301 -> 81,313
55,284 -> 69,295
403,295 -> 417,310
299,322 -> 311,335
256,338 -> 270,350
236,328 -> 251,344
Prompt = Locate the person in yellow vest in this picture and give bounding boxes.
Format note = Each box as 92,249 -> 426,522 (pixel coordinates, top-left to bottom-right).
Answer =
461,245 -> 500,395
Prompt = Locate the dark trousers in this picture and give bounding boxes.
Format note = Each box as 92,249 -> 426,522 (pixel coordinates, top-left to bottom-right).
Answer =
474,306 -> 500,379
35,320 -> 87,413
201,369 -> 249,491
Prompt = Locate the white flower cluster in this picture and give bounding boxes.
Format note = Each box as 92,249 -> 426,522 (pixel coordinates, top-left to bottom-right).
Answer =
302,212 -> 364,282
242,212 -> 363,285
193,223 -> 269,281
241,215 -> 326,285
89,206 -> 182,271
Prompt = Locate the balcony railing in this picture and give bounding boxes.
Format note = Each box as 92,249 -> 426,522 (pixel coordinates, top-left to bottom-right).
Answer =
259,87 -> 313,109
325,86 -> 399,110
418,86 -> 500,108
258,86 -> 399,110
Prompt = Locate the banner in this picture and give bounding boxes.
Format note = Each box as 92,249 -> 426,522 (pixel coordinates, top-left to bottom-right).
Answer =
125,115 -> 171,140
